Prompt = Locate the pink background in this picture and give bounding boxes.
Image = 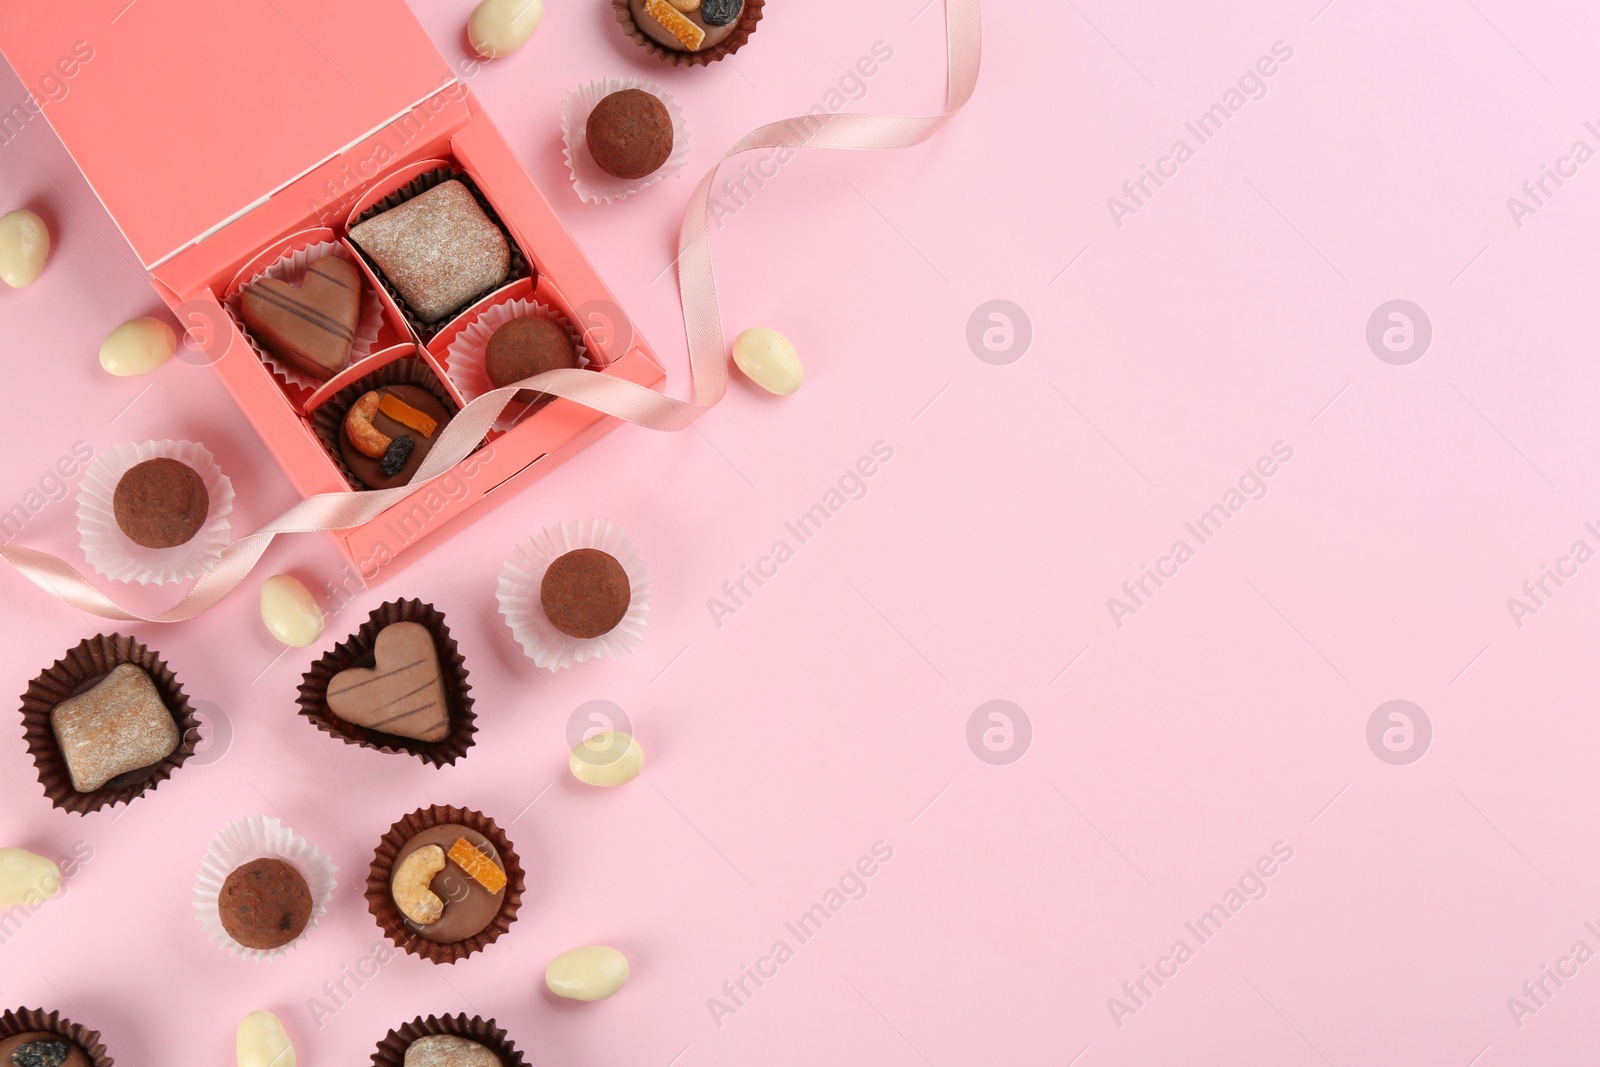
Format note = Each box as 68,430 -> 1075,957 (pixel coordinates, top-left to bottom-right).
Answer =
3,0 -> 1599,1063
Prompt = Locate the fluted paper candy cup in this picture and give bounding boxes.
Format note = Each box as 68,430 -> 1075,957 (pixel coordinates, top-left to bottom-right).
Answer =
561,77 -> 689,204
192,814 -> 339,962
444,296 -> 590,433
0,1007 -> 114,1067
75,440 -> 234,585
496,520 -> 651,670
370,1012 -> 529,1067
20,633 -> 200,815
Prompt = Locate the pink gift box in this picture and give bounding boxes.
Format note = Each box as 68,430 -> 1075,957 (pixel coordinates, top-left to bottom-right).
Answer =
0,0 -> 665,583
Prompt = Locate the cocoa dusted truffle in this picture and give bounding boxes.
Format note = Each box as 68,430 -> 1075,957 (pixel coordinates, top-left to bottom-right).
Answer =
486,316 -> 577,402
586,89 -> 674,180
541,549 -> 631,639
218,858 -> 313,950
112,458 -> 209,549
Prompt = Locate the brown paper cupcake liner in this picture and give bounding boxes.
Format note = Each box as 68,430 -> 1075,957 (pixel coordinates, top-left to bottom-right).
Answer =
297,599 -> 477,768
19,634 -> 201,815
0,1007 -> 113,1067
612,0 -> 765,67
367,805 -> 524,965
307,356 -> 473,493
347,167 -> 531,339
370,1013 -> 528,1067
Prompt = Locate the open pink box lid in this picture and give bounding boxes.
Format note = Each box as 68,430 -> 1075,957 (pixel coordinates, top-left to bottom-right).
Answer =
0,0 -> 453,269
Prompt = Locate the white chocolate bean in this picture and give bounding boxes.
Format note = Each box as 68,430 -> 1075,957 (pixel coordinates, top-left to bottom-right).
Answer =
668,0 -> 703,10
237,1011 -> 295,1067
732,328 -> 803,396
260,575 -> 325,648
468,0 -> 544,58
0,847 -> 62,908
99,317 -> 177,377
546,945 -> 630,1001
570,730 -> 644,787
0,209 -> 49,288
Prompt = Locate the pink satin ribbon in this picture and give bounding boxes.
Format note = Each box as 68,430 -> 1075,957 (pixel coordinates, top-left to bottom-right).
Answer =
0,0 -> 982,623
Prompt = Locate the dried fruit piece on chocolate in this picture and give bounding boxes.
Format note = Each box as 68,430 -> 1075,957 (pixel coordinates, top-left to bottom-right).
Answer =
11,1040 -> 70,1067
700,0 -> 743,26
378,394 -> 439,437
643,0 -> 705,49
379,436 -> 415,479
449,836 -> 508,893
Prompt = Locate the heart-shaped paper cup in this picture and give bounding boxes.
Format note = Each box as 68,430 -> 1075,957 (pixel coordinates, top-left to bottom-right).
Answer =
297,600 -> 476,768
0,1008 -> 113,1067
20,634 -> 201,815
366,806 -> 524,965
370,1013 -> 529,1067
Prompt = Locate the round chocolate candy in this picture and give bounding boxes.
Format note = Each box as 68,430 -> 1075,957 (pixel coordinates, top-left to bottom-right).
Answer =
541,548 -> 631,639
392,825 -> 507,944
586,89 -> 674,180
338,385 -> 453,491
486,315 -> 578,402
218,857 -> 313,950
112,458 -> 209,549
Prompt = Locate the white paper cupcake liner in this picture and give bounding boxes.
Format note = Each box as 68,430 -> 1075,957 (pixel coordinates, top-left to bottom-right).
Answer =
445,297 -> 591,433
496,520 -> 652,670
561,78 -> 690,204
75,440 -> 235,586
192,815 -> 339,963
226,240 -> 386,391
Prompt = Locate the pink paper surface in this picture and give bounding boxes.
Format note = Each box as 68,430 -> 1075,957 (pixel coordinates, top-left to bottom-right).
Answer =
2,1 -> 1598,1064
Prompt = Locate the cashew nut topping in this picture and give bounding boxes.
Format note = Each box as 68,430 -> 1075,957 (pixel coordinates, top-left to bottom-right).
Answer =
344,391 -> 393,459
391,844 -> 447,925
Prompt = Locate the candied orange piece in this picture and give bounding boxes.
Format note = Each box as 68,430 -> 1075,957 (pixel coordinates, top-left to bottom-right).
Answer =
379,393 -> 439,438
644,0 -> 706,50
448,837 -> 507,893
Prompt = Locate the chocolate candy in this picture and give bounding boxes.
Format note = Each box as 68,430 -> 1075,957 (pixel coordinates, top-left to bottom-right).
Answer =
50,663 -> 180,793
219,858 -> 313,950
732,327 -> 803,395
586,90 -> 674,181
99,317 -> 177,377
326,622 -> 451,742
570,730 -> 644,786
392,824 -> 507,943
237,1012 -> 296,1067
541,549 -> 631,639
112,458 -> 209,549
241,256 -> 363,381
0,209 -> 49,288
349,180 -> 510,323
404,1035 -> 502,1067
630,0 -> 742,51
700,0 -> 743,25
338,385 -> 452,490
260,575 -> 324,648
545,945 -> 630,1001
486,315 -> 577,401
0,848 -> 62,907
468,0 -> 544,58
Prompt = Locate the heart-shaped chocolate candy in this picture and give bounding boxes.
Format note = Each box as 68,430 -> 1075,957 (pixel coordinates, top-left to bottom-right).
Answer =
326,622 -> 450,742
241,255 -> 363,381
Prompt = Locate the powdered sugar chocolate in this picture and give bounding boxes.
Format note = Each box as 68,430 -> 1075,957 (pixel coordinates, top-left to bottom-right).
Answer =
349,180 -> 510,323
